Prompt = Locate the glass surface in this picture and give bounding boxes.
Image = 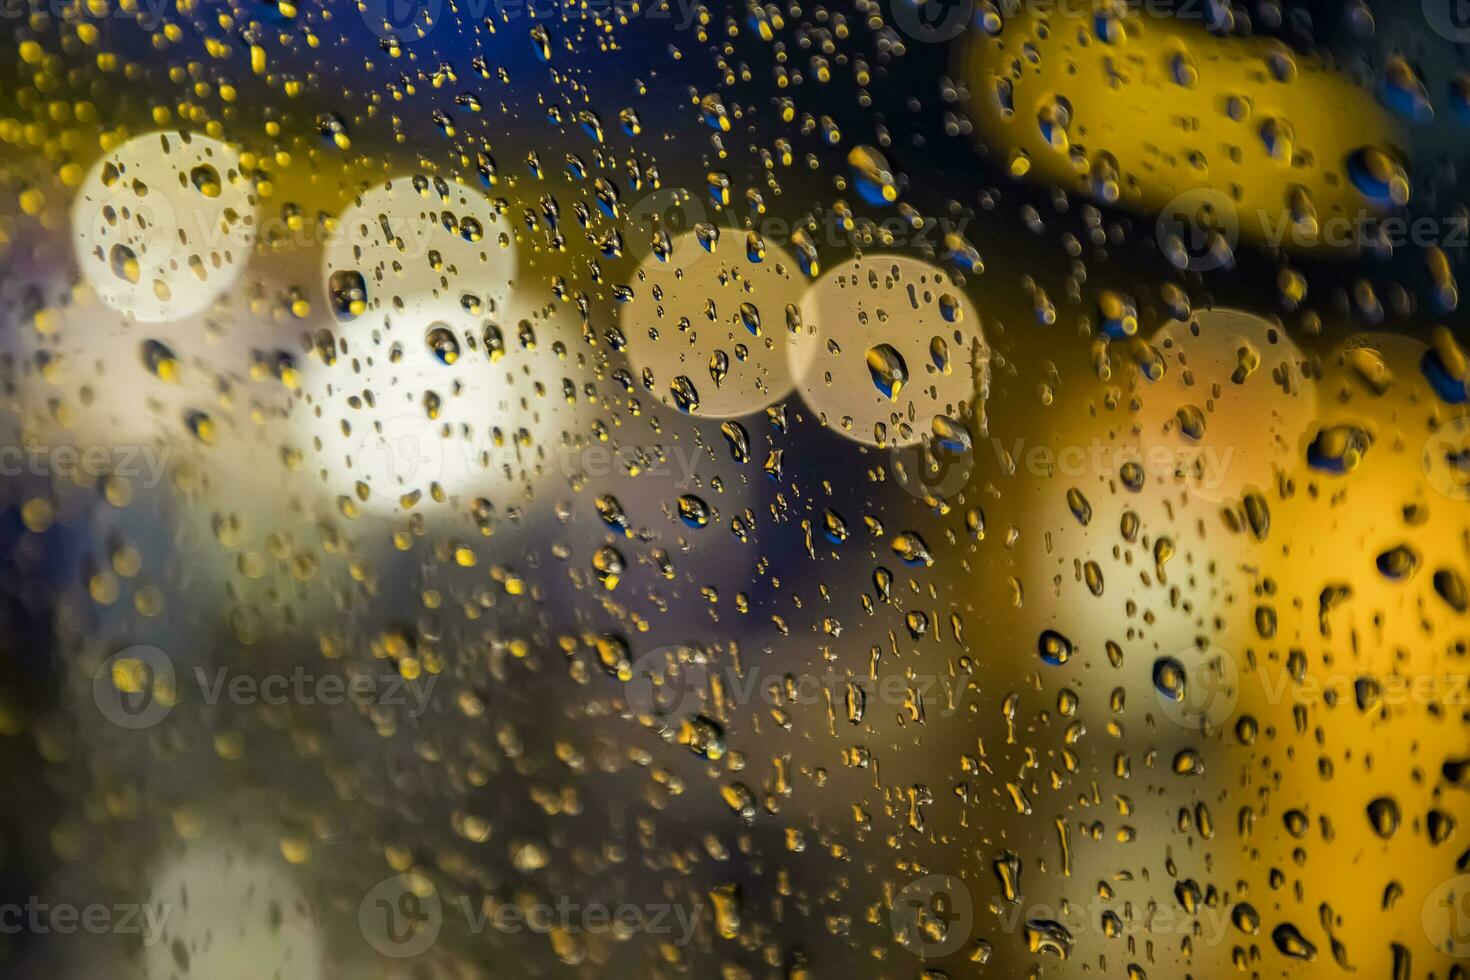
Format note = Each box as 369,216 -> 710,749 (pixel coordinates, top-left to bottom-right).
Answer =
0,1 -> 1468,976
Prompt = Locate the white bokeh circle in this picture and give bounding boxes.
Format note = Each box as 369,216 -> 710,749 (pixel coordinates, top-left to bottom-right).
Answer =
144,842 -> 323,979
71,131 -> 256,322
621,234 -> 806,419
322,174 -> 516,335
789,255 -> 986,448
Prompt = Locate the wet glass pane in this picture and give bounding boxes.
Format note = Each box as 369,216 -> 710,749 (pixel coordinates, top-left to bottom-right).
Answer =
0,0 -> 1468,976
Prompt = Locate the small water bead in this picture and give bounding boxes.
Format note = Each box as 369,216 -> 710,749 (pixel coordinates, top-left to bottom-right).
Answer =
189,163 -> 222,197
865,343 -> 908,400
891,531 -> 933,567
1347,146 -> 1410,206
929,336 -> 951,374
1381,55 -> 1433,122
677,495 -> 710,528
738,302 -> 762,336
669,375 -> 700,414
185,410 -> 216,444
482,323 -> 506,362
1366,796 -> 1400,838
1024,919 -> 1073,958
847,145 -> 897,205
1434,569 -> 1468,613
1097,291 -> 1137,339
1375,544 -> 1419,582
1039,629 -> 1073,666
1306,424 -> 1373,473
141,339 -> 180,381
591,545 -> 625,589
109,243 -> 140,284
425,324 -> 461,365
1271,923 -> 1317,961
1065,487 -> 1092,526
1036,95 -> 1073,152
327,269 -> 367,321
1232,903 -> 1260,935
595,495 -> 632,536
1153,657 -> 1187,702
720,421 -> 750,463
709,349 -> 730,387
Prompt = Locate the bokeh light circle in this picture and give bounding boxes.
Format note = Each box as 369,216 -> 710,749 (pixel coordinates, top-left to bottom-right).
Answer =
71,131 -> 256,322
1133,307 -> 1317,502
790,255 -> 986,448
621,233 -> 806,419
